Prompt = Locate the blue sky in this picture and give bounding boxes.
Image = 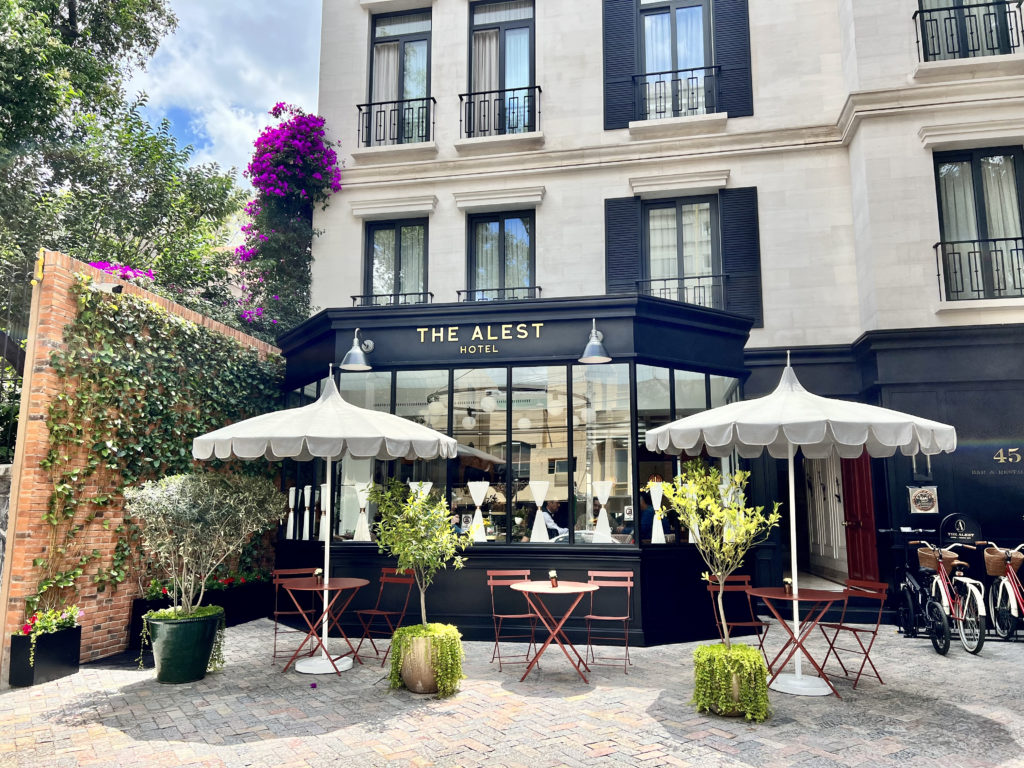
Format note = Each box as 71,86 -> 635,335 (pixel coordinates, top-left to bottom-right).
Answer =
125,0 -> 322,187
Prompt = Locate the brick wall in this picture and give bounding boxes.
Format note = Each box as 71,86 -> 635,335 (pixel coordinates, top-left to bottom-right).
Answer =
0,252 -> 279,676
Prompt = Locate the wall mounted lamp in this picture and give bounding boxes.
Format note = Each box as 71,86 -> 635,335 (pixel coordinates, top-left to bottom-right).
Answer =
340,328 -> 374,371
578,319 -> 611,364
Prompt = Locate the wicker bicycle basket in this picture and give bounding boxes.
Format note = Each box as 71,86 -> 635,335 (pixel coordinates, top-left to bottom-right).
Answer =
918,547 -> 958,574
984,547 -> 1024,577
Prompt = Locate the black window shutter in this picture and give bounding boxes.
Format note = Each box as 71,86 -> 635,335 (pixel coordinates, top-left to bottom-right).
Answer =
603,0 -> 637,130
719,187 -> 763,327
712,0 -> 754,118
605,197 -> 642,294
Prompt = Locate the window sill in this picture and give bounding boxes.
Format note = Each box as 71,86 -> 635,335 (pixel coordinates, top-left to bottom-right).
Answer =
935,296 -> 1024,314
350,141 -> 438,165
628,112 -> 727,140
913,52 -> 1024,82
453,131 -> 545,154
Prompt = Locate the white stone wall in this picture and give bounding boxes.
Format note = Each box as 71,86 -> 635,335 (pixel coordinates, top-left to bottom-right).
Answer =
315,0 -> 1024,350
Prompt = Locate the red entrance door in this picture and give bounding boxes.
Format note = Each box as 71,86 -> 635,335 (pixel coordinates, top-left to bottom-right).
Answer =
840,454 -> 879,582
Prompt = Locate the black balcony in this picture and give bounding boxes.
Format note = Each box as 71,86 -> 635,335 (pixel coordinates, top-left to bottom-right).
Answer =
357,97 -> 436,148
632,65 -> 720,121
914,1 -> 1023,61
351,291 -> 434,308
636,275 -> 726,310
456,286 -> 542,302
459,86 -> 541,139
936,238 -> 1024,301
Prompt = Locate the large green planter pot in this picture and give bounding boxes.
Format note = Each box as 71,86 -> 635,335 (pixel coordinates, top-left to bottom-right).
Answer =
147,607 -> 223,684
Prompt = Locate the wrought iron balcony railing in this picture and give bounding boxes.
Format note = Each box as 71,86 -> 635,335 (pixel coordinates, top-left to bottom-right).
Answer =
456,286 -> 542,302
935,237 -> 1024,301
636,275 -> 726,310
357,97 -> 436,148
632,65 -> 720,121
459,86 -> 541,139
914,1 -> 1023,61
351,291 -> 434,307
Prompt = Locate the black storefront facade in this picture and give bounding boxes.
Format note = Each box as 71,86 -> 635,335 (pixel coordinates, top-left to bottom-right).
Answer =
275,294 -> 754,646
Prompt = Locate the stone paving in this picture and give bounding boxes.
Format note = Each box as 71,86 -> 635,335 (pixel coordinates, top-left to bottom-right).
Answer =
1,618 -> 1023,767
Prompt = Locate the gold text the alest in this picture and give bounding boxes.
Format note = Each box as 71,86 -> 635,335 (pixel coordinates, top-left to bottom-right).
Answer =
416,322 -> 544,347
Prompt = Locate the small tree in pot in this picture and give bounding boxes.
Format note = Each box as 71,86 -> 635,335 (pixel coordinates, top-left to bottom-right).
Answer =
369,479 -> 473,697
124,472 -> 283,683
659,460 -> 780,722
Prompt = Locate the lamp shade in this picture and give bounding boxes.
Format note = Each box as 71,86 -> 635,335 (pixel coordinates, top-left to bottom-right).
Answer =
578,319 -> 611,364
340,328 -> 372,371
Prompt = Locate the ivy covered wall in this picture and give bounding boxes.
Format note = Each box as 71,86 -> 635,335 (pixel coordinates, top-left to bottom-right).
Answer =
0,252 -> 282,665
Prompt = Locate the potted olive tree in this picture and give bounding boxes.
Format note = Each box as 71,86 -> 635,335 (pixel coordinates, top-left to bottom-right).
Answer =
124,472 -> 283,683
369,479 -> 473,698
659,460 -> 780,722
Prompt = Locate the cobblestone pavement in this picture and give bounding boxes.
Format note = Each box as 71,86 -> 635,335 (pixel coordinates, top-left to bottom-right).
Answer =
1,619 -> 1023,767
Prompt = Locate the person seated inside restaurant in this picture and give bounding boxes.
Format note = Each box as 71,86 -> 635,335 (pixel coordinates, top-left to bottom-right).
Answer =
576,497 -> 601,530
542,499 -> 568,537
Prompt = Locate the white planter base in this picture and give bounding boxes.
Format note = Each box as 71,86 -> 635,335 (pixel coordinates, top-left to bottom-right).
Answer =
769,673 -> 832,696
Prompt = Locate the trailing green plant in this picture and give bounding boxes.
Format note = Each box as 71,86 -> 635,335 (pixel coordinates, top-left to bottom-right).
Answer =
692,643 -> 771,722
370,479 -> 473,625
387,623 -> 465,699
27,273 -> 282,614
138,604 -> 226,672
18,605 -> 82,667
124,473 -> 284,615
658,460 -> 780,649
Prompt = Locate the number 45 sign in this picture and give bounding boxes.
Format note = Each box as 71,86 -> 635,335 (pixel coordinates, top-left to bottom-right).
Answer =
993,448 -> 1022,463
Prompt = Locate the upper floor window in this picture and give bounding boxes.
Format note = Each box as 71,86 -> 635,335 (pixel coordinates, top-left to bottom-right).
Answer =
915,1 -> 1023,62
463,1 -> 537,137
642,196 -> 722,309
362,219 -> 429,306
360,12 -> 433,147
935,147 -> 1024,301
639,0 -> 714,119
465,211 -> 536,300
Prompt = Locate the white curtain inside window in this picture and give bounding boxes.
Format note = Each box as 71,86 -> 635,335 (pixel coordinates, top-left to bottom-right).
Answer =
682,202 -> 715,307
472,30 -> 499,134
372,42 -> 399,145
371,228 -> 396,295
921,0 -> 1007,60
676,6 -> 706,114
648,207 -> 678,298
981,154 -> 1023,292
474,0 -> 532,24
643,12 -> 672,118
474,221 -> 500,292
504,217 -> 531,288
399,225 -> 425,295
938,160 -> 980,242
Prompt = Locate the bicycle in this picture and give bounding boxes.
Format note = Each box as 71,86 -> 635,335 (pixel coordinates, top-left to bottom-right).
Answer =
911,539 -> 986,654
880,528 -> 950,654
974,539 -> 1024,639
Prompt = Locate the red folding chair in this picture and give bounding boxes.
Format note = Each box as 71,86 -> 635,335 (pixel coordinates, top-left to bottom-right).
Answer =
354,568 -> 415,666
707,574 -> 771,666
486,570 -> 538,671
272,567 -> 318,662
818,578 -> 888,688
584,570 -> 634,673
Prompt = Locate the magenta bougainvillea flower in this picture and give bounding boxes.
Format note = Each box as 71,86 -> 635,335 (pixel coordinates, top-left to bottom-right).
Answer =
89,262 -> 156,281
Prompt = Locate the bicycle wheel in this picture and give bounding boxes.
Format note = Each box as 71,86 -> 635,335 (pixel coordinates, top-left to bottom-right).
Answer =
989,580 -> 1017,639
926,599 -> 950,655
957,589 -> 985,654
898,587 -> 917,637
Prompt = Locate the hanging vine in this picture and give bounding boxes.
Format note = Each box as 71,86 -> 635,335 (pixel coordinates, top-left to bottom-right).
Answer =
29,274 -> 283,613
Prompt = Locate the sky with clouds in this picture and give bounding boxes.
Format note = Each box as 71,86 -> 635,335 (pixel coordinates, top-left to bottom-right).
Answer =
125,0 -> 322,188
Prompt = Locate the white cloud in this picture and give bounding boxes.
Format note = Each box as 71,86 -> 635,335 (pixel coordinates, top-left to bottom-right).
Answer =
125,0 -> 322,184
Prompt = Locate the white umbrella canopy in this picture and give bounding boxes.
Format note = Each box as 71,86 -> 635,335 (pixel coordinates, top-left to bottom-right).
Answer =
645,362 -> 957,696
193,375 -> 459,463
192,371 -> 457,675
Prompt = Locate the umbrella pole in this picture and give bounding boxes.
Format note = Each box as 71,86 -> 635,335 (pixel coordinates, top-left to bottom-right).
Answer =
788,441 -> 801,679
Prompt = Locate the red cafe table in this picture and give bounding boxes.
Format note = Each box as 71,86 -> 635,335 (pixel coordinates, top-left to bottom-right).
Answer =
746,586 -> 848,698
511,580 -> 599,683
281,576 -> 369,675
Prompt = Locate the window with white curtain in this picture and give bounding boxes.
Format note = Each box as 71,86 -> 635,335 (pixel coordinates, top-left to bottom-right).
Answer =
935,148 -> 1024,300
918,0 -> 1016,61
365,219 -> 428,303
467,211 -> 534,299
368,11 -> 431,145
643,196 -> 721,308
639,0 -> 711,118
466,1 -> 535,136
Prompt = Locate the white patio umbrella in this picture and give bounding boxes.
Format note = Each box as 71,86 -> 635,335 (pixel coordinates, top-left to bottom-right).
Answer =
646,360 -> 956,695
192,369 -> 457,674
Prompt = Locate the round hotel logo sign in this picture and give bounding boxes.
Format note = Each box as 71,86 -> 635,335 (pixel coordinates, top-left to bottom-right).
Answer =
908,485 -> 938,514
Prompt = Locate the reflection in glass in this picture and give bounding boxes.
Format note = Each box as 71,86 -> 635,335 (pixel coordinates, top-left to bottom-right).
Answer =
710,375 -> 739,407
394,369 -> 449,494
572,364 -> 632,543
674,369 -> 707,416
510,367 -> 568,543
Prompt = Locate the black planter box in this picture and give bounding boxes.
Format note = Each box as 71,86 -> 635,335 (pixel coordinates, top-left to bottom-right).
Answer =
8,626 -> 82,687
127,582 -> 273,650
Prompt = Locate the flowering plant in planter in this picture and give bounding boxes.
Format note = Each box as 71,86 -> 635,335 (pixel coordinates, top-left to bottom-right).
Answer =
21,605 -> 83,666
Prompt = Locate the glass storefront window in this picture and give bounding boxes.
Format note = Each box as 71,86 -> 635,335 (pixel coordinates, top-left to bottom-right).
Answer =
337,370 -> 392,410
510,366 -> 568,543
392,368 -> 449,510
674,368 -> 707,416
637,365 -> 675,544
572,363 -> 632,545
710,374 -> 739,407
